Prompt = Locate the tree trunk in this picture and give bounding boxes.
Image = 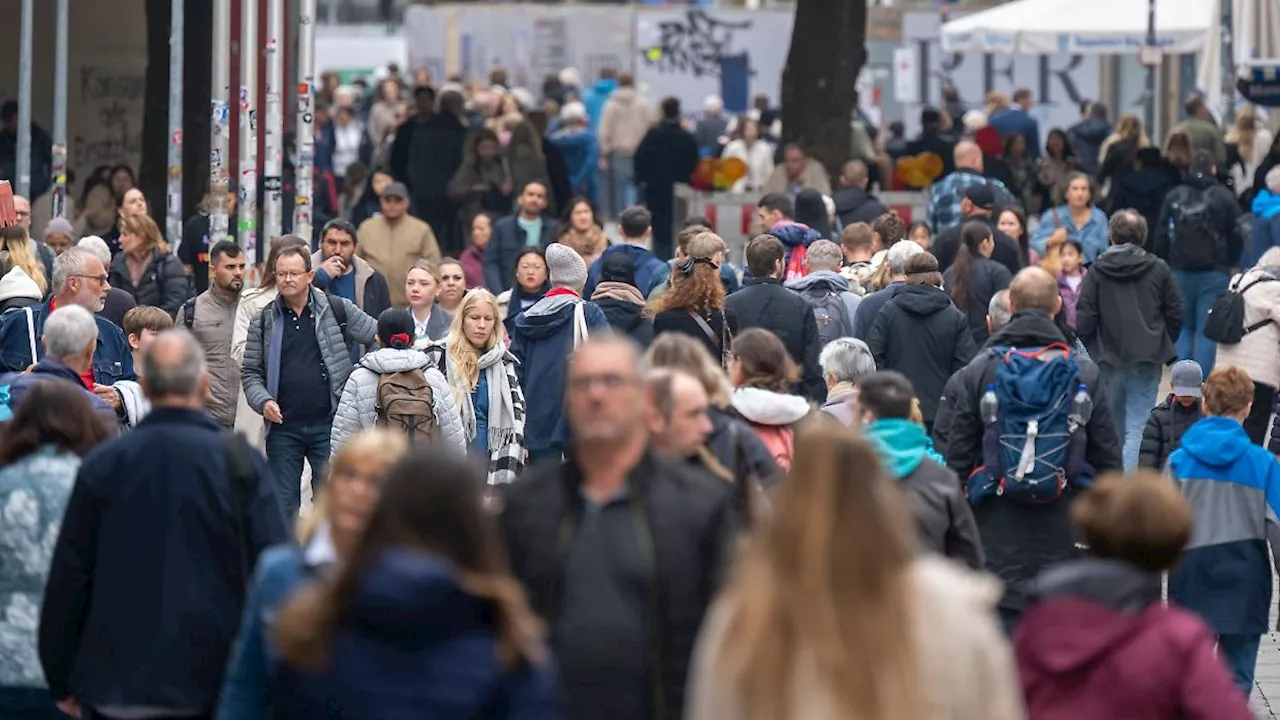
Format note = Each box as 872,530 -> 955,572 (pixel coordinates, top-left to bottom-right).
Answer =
140,0 -> 171,231
780,0 -> 866,182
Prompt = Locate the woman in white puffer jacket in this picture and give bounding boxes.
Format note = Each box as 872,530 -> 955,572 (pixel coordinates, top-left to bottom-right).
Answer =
331,308 -> 466,454
1214,246 -> 1280,444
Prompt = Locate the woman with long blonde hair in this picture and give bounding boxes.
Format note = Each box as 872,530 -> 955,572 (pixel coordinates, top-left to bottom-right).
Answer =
1097,113 -> 1152,190
215,429 -> 409,720
686,424 -> 1024,720
0,225 -> 48,296
1227,105 -> 1274,196
433,288 -> 526,485
267,447 -> 555,718
106,212 -> 188,315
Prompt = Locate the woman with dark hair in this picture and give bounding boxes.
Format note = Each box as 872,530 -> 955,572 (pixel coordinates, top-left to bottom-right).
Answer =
501,247 -> 550,338
108,213 -> 190,315
944,220 -> 1013,345
447,128 -> 513,230
793,189 -> 831,240
556,196 -> 607,265
997,204 -> 1033,264
0,383 -> 113,719
77,165 -> 118,237
1031,172 -> 1109,265
651,231 -> 739,365
907,220 -> 933,251
100,186 -> 151,257
728,328 -> 811,469
347,166 -> 394,228
867,253 -> 976,432
1034,127 -> 1080,212
268,447 -> 557,718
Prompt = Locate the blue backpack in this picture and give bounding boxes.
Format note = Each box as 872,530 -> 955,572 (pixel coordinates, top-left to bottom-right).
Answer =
968,343 -> 1091,504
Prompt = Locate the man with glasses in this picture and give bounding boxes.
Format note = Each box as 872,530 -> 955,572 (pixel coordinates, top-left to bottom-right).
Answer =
0,247 -> 133,384
241,245 -> 377,515
500,334 -> 737,720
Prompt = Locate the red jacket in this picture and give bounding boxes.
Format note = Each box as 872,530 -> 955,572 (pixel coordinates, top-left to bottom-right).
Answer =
1015,559 -> 1250,720
459,245 -> 486,291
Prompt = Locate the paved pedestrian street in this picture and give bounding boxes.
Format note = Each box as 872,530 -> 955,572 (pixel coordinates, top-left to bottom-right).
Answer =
1255,589 -> 1280,719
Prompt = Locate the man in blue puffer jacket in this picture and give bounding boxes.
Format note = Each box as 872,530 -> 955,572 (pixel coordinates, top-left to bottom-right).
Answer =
512,244 -> 609,464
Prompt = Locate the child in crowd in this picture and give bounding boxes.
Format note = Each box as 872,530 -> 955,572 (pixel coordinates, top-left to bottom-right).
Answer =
110,305 -> 174,428
1138,359 -> 1204,470
1055,239 -> 1086,329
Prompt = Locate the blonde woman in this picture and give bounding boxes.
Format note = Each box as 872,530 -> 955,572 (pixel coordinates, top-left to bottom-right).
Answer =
1227,106 -> 1274,196
215,429 -> 408,720
686,424 -> 1025,720
0,224 -> 48,298
1097,113 -> 1151,188
432,288 -> 525,485
404,259 -> 452,348
107,213 -> 189,315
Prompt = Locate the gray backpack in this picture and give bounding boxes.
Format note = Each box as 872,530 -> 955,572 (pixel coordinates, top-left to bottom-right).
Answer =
801,288 -> 852,348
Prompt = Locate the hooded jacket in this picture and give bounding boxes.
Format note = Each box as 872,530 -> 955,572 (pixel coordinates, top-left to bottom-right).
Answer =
724,277 -> 824,401
0,265 -> 43,313
865,418 -> 984,569
1075,243 -> 1182,367
598,87 -> 650,156
511,293 -> 609,453
269,550 -> 559,720
1138,394 -> 1202,471
586,244 -> 668,298
591,281 -> 654,348
943,309 -> 1122,611
703,405 -> 780,486
1016,558 -> 1250,720
1168,416 -> 1280,635
550,126 -> 600,200
760,221 -> 822,279
783,270 -> 861,340
582,78 -> 618,134
832,186 -> 888,227
330,347 -> 466,454
1153,171 -> 1243,273
866,284 -> 977,423
1215,267 -> 1280,389
730,386 -> 811,470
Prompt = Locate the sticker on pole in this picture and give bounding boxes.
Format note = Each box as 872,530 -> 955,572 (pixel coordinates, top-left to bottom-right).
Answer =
263,176 -> 282,192
172,129 -> 183,147
1139,45 -> 1162,67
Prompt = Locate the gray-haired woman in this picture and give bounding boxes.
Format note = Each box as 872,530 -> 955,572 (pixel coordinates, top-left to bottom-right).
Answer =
819,337 -> 876,425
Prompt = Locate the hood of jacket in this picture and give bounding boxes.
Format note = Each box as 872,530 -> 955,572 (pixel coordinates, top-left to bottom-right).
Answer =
1117,166 -> 1173,195
1089,243 -> 1160,282
984,309 -> 1066,350
513,293 -> 579,340
731,386 -> 810,427
343,549 -> 499,650
1177,415 -> 1253,468
0,265 -> 42,302
589,79 -> 618,98
1182,172 -> 1219,192
864,418 -> 936,478
784,269 -> 850,294
595,295 -> 645,331
768,220 -> 821,249
608,87 -> 639,107
1070,118 -> 1112,146
1021,558 -> 1163,673
358,347 -> 430,374
889,283 -> 952,317
832,187 -> 877,215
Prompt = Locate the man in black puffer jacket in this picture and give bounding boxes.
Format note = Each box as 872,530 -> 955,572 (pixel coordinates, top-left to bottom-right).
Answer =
1138,359 -> 1205,470
946,267 -> 1122,630
725,235 -> 824,401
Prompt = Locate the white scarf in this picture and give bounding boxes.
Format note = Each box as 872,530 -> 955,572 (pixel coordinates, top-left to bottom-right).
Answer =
445,339 -> 516,449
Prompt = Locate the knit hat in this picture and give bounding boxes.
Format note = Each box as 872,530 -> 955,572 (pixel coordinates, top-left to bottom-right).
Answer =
0,265 -> 43,305
546,242 -> 588,290
43,217 -> 77,243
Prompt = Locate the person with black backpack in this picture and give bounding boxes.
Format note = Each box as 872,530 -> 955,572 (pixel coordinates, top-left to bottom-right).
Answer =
331,308 -> 465,455
783,239 -> 860,349
1209,246 -> 1280,444
945,267 -> 1122,633
1155,150 -> 1244,372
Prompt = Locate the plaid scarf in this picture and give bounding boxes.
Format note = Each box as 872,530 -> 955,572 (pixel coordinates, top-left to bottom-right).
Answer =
440,340 -> 526,485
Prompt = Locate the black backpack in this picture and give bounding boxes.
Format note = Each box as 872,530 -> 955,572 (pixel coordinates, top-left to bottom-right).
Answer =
1205,274 -> 1278,344
1166,187 -> 1225,271
799,287 -> 853,348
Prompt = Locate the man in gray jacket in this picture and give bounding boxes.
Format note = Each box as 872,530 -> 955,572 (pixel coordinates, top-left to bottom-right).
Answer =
241,245 -> 377,515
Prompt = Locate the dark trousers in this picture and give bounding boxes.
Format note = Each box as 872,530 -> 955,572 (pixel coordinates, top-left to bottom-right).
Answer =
86,712 -> 210,720
1218,633 -> 1261,697
0,687 -> 70,720
1244,381 -> 1276,446
265,420 -> 331,517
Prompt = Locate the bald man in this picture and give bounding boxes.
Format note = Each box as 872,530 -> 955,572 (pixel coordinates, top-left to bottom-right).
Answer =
833,159 -> 888,226
939,266 -> 1121,632
926,140 -> 1019,234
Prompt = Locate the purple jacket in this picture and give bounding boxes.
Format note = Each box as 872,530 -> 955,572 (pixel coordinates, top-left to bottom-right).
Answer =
1057,268 -> 1086,329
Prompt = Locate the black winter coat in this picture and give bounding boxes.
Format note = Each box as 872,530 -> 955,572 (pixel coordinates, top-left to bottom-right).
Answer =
1076,244 -> 1182,367
943,256 -> 1013,345
724,278 -> 824,401
832,187 -> 888,227
902,457 -> 984,570
596,297 -> 655,348
933,215 -> 1024,277
1154,172 -> 1243,272
941,309 -> 1123,611
499,451 -> 737,720
652,307 -> 737,364
108,249 -> 191,316
1139,395 -> 1203,470
865,283 -> 976,423
704,405 -> 781,487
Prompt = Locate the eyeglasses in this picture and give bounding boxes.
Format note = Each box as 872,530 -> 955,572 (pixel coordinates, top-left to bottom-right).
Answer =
517,263 -> 544,272
72,274 -> 109,285
276,271 -> 309,280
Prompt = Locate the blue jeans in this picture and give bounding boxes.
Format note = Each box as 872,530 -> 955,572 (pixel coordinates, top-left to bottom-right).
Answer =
605,153 -> 636,219
265,420 -> 331,516
1218,633 -> 1261,697
1173,269 -> 1229,373
1100,362 -> 1163,472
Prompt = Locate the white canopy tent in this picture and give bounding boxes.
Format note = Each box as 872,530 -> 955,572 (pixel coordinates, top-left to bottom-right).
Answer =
939,0 -> 1214,56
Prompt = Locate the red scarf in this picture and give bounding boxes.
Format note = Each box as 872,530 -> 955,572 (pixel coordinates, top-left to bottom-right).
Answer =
544,287 -> 581,300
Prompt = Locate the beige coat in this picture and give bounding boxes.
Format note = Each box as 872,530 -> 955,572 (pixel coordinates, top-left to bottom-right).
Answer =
231,285 -> 278,448
1214,266 -> 1280,389
599,88 -> 651,156
762,160 -> 832,196
356,215 -> 441,307
686,556 -> 1025,720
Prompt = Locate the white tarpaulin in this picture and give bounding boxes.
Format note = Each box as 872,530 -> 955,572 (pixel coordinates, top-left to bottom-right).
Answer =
1196,0 -> 1280,115
940,0 -> 1214,55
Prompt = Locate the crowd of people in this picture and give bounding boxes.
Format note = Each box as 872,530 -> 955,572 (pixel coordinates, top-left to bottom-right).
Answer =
0,67 -> 1279,720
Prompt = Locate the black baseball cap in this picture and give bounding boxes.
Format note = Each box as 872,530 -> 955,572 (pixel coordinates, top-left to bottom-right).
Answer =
964,184 -> 996,211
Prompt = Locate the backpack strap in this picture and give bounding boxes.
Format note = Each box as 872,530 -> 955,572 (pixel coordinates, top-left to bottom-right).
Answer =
179,298 -> 195,330
23,306 -> 36,365
325,292 -> 349,338
1002,342 -> 1072,363
221,429 -> 257,589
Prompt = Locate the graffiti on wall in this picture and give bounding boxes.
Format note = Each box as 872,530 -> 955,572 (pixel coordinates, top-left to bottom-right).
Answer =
74,66 -> 145,171
639,10 -> 752,79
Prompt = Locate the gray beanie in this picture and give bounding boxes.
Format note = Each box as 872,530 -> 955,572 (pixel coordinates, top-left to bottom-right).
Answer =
546,242 -> 588,290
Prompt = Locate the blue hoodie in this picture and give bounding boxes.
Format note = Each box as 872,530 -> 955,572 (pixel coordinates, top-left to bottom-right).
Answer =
863,418 -> 945,479
269,550 -> 559,720
585,244 -> 668,298
1253,189 -> 1280,220
581,78 -> 617,134
743,220 -> 822,280
512,294 -> 609,453
1168,416 -> 1280,635
550,128 -> 600,205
